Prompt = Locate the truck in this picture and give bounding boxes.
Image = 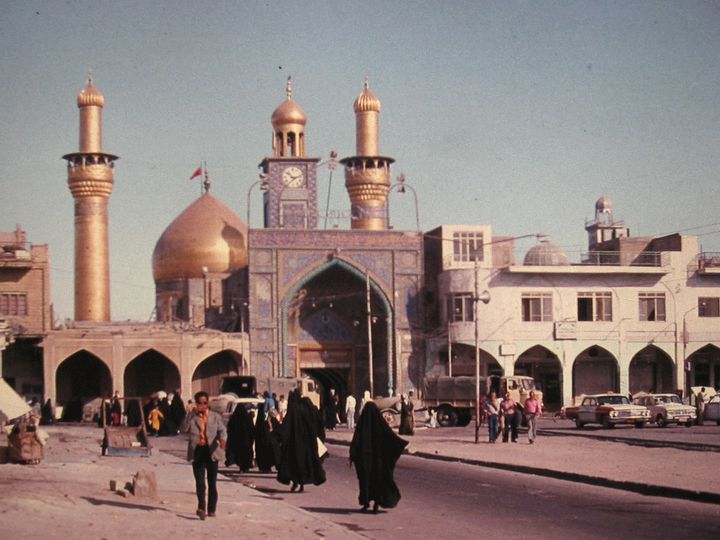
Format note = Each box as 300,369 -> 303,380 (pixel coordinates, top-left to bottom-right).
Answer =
419,375 -> 543,427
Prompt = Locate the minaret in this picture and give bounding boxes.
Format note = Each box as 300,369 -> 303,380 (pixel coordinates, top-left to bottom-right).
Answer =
62,74 -> 118,321
340,79 -> 394,230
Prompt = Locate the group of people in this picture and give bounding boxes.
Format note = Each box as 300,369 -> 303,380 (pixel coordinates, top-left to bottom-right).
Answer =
483,390 -> 543,444
181,387 -> 409,520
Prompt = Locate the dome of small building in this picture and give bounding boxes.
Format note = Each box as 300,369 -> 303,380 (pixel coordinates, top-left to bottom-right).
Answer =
595,196 -> 613,214
152,192 -> 248,282
271,77 -> 306,127
354,81 -> 381,113
524,239 -> 569,266
77,78 -> 105,108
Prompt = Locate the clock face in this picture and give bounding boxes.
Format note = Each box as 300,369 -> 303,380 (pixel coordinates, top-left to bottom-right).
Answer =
282,166 -> 304,187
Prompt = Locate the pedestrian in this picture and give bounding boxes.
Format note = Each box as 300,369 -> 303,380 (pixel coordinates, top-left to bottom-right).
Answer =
359,390 -> 372,413
40,398 -> 54,426
398,394 -> 415,436
324,388 -> 339,430
524,390 -> 543,444
345,393 -> 357,430
159,394 -> 175,436
500,392 -> 519,443
277,394 -> 288,422
147,401 -> 164,436
484,391 -> 500,443
255,408 -> 281,473
170,390 -> 186,434
696,387 -> 706,426
110,392 -> 122,426
276,389 -> 326,493
125,398 -> 142,427
263,391 -> 276,415
180,391 -> 227,520
225,403 -> 255,472
349,401 -> 408,514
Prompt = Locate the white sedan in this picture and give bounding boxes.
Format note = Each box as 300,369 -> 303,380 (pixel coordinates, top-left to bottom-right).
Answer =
703,394 -> 720,425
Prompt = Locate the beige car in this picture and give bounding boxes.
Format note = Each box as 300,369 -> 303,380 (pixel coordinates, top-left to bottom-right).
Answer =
634,393 -> 696,427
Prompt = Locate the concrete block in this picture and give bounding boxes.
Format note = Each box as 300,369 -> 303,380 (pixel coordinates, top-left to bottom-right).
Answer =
131,469 -> 157,498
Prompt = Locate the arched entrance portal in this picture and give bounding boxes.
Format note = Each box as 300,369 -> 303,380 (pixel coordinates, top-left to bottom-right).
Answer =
444,343 -> 502,377
573,346 -> 618,398
629,346 -> 674,394
284,260 -> 393,400
124,349 -> 180,398
192,350 -> 243,396
686,344 -> 720,391
515,346 -> 562,411
56,351 -> 112,420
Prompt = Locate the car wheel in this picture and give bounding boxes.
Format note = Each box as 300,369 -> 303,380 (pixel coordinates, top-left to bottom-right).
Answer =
602,416 -> 612,429
685,421 -> 693,428
656,415 -> 666,428
436,406 -> 458,428
634,421 -> 645,428
575,418 -> 584,429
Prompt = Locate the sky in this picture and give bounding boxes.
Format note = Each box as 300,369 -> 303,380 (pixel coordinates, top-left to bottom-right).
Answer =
2,0 -> 719,323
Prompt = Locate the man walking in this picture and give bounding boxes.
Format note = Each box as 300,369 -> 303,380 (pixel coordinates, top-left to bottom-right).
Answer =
180,391 -> 227,520
524,391 -> 542,444
345,393 -> 357,430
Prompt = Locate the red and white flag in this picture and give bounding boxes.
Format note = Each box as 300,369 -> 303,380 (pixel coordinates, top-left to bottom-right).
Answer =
190,166 -> 202,180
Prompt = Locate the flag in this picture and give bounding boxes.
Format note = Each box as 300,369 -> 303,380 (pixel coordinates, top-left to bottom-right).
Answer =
190,166 -> 202,180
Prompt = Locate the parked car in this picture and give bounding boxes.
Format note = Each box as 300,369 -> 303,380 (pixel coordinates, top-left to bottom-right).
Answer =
703,394 -> 720,425
633,393 -> 695,427
564,393 -> 650,429
209,393 -> 264,425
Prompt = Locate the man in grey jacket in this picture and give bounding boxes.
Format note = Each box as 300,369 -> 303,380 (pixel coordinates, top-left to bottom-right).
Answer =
180,391 -> 227,520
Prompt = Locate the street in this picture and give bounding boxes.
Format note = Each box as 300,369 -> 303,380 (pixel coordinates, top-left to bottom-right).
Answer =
236,441 -> 720,539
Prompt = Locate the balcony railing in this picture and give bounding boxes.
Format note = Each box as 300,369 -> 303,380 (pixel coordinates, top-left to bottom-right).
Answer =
698,252 -> 720,269
579,251 -> 665,267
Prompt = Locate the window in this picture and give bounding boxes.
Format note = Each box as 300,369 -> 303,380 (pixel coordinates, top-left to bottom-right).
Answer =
521,292 -> 552,322
639,292 -> 666,321
577,292 -> 613,321
453,232 -> 483,262
447,293 -> 474,322
0,293 -> 28,316
698,297 -> 720,318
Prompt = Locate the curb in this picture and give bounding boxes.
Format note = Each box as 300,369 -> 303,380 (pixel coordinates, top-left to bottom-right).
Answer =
326,437 -> 720,506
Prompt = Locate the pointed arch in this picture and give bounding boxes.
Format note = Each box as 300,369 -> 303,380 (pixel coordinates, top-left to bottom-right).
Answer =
55,350 -> 112,417
191,350 -> 244,396
629,345 -> 674,394
515,345 -> 563,411
572,345 -> 619,397
124,349 -> 180,398
685,343 -> 720,389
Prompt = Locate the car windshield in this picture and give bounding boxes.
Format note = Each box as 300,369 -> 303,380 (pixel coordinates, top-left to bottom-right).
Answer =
521,379 -> 535,390
598,396 -> 629,405
655,395 -> 680,404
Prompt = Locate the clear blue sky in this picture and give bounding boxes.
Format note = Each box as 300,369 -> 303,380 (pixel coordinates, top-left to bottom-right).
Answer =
2,1 -> 719,322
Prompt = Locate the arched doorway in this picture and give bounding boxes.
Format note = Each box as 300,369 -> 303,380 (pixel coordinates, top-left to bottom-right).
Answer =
124,349 -> 180,398
443,343 -> 502,378
685,344 -> 720,391
515,345 -> 562,411
55,351 -> 112,420
573,346 -> 619,398
192,350 -> 243,396
284,260 -> 393,400
629,346 -> 674,394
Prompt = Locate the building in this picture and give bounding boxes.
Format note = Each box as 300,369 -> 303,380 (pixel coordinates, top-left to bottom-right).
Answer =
425,199 -> 720,410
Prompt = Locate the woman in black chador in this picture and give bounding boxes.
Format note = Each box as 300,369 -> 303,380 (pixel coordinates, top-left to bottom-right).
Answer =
277,390 -> 326,492
398,394 -> 415,436
255,409 -> 282,473
349,401 -> 408,513
225,404 -> 255,472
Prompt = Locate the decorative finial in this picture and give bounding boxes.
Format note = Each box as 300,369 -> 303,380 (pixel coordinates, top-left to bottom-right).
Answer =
364,76 -> 369,90
88,68 -> 94,85
203,162 -> 211,193
286,76 -> 292,99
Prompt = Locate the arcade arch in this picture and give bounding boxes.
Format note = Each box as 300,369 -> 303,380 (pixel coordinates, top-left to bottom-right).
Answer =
442,342 -> 502,378
629,345 -> 674,395
686,344 -> 720,390
573,346 -> 619,398
124,349 -> 180,398
515,345 -> 562,411
55,350 -> 112,420
191,350 -> 244,396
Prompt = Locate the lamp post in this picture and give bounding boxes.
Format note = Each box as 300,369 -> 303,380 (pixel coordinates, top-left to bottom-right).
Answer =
473,258 -> 491,444
246,174 -> 269,226
386,173 -> 420,231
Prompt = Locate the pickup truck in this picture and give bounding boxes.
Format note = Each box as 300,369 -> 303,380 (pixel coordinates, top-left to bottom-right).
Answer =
563,393 -> 650,429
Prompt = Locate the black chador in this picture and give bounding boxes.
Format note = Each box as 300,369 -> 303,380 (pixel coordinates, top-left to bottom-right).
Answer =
349,401 -> 408,513
276,390 -> 326,492
255,409 -> 281,473
225,404 -> 255,472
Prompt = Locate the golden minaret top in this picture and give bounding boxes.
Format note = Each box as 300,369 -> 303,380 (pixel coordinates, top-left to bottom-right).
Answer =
353,78 -> 381,113
76,72 -> 105,154
353,78 -> 381,156
271,76 -> 306,158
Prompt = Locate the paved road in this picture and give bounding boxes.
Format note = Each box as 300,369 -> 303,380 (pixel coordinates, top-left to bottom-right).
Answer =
235,442 -> 720,539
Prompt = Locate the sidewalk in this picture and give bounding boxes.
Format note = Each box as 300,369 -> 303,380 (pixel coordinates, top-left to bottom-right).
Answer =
0,425 -> 362,540
326,420 -> 720,504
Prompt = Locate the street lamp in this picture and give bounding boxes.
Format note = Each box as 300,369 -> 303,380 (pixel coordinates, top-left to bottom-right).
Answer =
386,173 -> 420,231
473,258 -> 490,444
246,173 -> 269,226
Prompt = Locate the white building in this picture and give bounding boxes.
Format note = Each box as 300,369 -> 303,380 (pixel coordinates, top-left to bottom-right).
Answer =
424,198 -> 720,410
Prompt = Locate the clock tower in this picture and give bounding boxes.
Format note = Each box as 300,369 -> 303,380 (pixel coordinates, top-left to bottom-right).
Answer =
260,77 -> 319,229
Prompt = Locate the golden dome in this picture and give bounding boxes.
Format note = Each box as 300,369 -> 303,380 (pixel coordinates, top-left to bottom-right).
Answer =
271,77 -> 307,127
354,80 -> 381,113
77,77 -> 105,108
152,192 -> 248,282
